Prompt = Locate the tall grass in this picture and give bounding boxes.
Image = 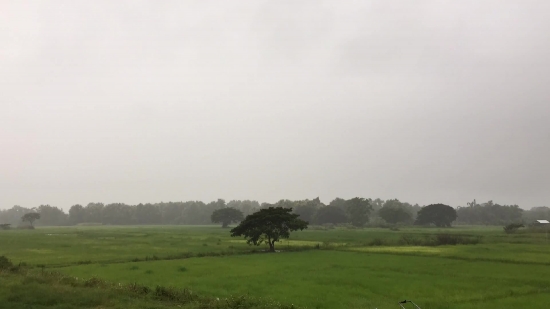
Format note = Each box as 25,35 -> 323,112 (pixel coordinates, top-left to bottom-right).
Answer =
0,268 -> 299,309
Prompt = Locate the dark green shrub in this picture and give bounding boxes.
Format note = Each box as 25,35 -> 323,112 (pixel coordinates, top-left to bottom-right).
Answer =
59,276 -> 79,287
431,234 -> 480,246
399,234 -> 480,246
0,255 -> 13,270
153,285 -> 196,302
399,235 -> 424,246
504,223 -> 524,234
368,238 -> 385,246
153,285 -> 177,300
84,277 -> 107,288
126,282 -> 150,295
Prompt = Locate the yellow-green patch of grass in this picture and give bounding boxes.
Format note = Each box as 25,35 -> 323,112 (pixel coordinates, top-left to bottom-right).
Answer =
345,243 -> 550,265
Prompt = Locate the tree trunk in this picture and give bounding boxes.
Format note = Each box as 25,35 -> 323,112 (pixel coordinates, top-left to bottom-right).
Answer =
268,240 -> 275,252
222,222 -> 229,228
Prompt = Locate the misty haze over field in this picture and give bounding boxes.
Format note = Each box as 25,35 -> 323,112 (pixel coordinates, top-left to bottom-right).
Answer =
1,1 -> 549,210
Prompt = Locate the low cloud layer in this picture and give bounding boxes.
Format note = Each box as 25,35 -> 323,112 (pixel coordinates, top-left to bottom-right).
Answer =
1,1 -> 549,209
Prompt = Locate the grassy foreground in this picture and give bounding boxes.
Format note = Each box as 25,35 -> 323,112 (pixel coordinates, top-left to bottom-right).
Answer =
0,269 -> 297,309
1,225 -> 550,308
55,250 -> 550,309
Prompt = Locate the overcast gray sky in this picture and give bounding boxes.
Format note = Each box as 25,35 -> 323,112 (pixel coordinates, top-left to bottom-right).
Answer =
1,1 -> 549,210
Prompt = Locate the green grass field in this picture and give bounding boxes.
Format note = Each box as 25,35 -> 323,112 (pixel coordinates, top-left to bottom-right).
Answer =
1,225 -> 550,308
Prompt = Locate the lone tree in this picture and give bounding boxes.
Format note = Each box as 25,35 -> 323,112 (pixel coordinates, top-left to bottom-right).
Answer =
414,204 -> 456,227
21,212 -> 41,227
230,207 -> 308,252
211,207 -> 244,228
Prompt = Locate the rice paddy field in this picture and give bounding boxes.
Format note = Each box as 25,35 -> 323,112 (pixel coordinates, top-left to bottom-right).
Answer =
1,225 -> 550,308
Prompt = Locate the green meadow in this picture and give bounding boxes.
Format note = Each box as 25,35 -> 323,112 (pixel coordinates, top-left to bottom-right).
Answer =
1,225 -> 550,308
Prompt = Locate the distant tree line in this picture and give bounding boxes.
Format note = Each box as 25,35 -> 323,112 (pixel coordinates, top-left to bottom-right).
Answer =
455,200 -> 525,225
0,198 -> 546,227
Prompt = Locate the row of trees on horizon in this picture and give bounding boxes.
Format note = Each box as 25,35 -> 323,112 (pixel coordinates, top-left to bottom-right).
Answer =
0,198 -> 547,227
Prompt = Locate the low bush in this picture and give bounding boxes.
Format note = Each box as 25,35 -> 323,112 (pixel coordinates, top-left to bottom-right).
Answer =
76,260 -> 92,265
83,277 -> 108,288
399,234 -> 480,246
126,282 -> 150,295
432,233 -> 481,245
153,285 -> 197,302
0,256 -> 13,270
368,238 -> 385,246
504,223 -> 525,234
399,235 -> 425,246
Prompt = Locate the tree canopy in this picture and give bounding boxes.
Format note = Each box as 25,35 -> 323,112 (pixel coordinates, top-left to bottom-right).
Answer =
314,205 -> 348,225
292,198 -> 323,223
21,212 -> 40,227
378,200 -> 413,224
414,204 -> 457,227
211,207 -> 244,228
230,207 -> 308,252
456,200 -> 523,225
345,197 -> 372,227
0,198 -> 540,227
